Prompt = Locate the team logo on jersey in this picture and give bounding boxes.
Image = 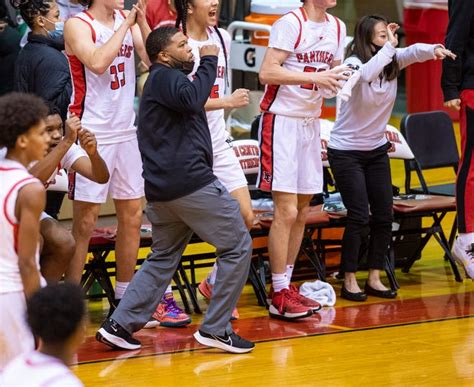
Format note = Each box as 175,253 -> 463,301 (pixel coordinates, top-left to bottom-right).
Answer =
262,171 -> 272,183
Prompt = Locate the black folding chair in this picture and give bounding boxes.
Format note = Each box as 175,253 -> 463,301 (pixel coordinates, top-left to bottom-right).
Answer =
400,111 -> 458,196
400,111 -> 459,250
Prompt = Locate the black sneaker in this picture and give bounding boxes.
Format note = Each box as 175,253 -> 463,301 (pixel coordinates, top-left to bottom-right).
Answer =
96,318 -> 141,350
194,330 -> 255,354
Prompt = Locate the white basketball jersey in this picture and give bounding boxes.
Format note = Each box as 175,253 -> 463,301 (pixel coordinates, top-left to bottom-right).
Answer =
188,27 -> 231,154
0,351 -> 83,387
68,10 -> 136,145
260,7 -> 346,118
0,159 -> 41,294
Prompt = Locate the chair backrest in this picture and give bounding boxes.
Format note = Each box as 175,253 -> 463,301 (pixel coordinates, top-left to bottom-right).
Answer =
400,111 -> 459,194
400,111 -> 459,169
232,139 -> 260,189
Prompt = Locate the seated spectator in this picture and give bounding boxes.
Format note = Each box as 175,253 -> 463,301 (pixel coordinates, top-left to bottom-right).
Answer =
30,105 -> 109,283
0,283 -> 86,386
12,0 -> 71,121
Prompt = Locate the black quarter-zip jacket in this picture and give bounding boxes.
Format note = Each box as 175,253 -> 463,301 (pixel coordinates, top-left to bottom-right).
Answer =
137,55 -> 218,202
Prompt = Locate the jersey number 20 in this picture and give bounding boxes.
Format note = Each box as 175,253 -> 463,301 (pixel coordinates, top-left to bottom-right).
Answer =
301,66 -> 325,91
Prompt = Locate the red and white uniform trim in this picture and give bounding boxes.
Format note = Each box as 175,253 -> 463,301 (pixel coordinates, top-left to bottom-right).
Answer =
0,159 -> 41,294
260,7 -> 346,118
68,10 -> 136,145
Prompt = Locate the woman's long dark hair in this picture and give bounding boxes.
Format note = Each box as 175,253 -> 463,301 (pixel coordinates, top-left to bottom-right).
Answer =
346,15 -> 400,82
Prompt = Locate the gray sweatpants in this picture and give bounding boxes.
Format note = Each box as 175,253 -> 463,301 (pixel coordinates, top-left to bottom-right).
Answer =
112,180 -> 252,336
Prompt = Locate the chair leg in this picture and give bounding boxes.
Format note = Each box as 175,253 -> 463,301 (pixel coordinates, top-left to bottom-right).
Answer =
81,266 -> 95,295
402,232 -> 431,273
301,232 -> 326,281
173,272 -> 192,315
432,232 -> 463,282
257,254 -> 267,289
91,265 -> 115,306
248,262 -> 267,307
385,248 -> 400,290
179,264 -> 202,314
444,215 -> 458,260
449,216 -> 458,248
89,251 -> 116,306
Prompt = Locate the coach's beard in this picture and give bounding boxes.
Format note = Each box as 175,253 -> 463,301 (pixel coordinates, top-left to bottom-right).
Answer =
168,56 -> 195,75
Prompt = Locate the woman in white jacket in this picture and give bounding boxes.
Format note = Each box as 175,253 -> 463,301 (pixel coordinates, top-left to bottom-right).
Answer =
328,15 -> 455,301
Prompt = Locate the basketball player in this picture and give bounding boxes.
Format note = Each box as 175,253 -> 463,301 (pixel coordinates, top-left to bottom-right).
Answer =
0,283 -> 86,386
63,0 -> 150,310
143,0 -> 252,328
30,107 -> 109,283
0,92 -> 49,371
258,0 -> 348,320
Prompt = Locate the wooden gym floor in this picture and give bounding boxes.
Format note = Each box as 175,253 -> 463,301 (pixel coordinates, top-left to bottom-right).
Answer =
72,119 -> 474,386
74,238 -> 474,386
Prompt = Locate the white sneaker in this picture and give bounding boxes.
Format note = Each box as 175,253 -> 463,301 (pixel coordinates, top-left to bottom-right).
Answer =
452,238 -> 474,279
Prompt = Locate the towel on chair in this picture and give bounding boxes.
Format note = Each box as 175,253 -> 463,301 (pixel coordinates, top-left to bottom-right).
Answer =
299,280 -> 337,307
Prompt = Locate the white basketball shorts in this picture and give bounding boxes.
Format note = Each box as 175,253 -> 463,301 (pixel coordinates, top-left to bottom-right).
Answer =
69,137 -> 144,203
213,141 -> 248,193
257,112 -> 323,194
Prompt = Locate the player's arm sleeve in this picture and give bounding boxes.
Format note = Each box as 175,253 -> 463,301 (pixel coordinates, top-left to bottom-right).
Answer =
62,143 -> 87,170
396,43 -> 438,70
152,56 -> 218,114
442,0 -> 474,101
268,16 -> 300,53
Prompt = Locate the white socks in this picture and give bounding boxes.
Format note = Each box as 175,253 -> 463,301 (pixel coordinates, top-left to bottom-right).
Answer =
272,265 -> 296,292
272,272 -> 289,292
115,281 -> 129,299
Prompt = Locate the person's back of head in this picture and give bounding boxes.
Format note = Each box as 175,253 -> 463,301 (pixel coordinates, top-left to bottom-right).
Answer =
27,283 -> 86,358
